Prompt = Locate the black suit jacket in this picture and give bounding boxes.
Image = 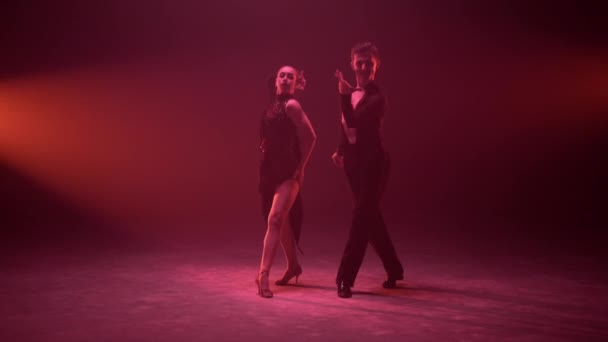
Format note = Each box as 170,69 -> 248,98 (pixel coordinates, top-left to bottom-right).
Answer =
337,81 -> 387,158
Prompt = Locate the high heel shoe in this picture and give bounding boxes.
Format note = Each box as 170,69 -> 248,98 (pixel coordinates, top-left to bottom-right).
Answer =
275,265 -> 302,286
255,271 -> 273,298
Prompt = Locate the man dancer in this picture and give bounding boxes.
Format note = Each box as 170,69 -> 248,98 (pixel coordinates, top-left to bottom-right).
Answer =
332,42 -> 404,298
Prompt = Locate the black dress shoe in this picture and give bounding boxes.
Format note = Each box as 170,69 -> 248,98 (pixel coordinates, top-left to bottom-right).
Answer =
337,282 -> 352,298
382,274 -> 404,289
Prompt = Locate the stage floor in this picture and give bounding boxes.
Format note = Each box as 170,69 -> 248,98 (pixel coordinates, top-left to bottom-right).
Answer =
2,221 -> 607,341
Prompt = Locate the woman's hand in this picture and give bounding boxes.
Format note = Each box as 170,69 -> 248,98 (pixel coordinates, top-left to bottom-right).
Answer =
331,152 -> 344,168
293,168 -> 305,185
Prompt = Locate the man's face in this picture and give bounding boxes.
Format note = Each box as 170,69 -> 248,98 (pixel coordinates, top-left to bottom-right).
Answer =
351,52 -> 378,82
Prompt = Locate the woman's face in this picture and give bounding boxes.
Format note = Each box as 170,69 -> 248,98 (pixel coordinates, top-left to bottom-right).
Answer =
275,66 -> 297,95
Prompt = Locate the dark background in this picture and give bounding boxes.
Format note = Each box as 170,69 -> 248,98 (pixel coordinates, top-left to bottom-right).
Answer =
1,0 -> 606,252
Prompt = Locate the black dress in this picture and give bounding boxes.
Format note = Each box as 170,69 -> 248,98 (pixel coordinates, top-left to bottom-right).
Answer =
259,94 -> 303,244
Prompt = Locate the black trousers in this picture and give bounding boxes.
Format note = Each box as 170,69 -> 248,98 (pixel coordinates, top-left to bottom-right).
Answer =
336,150 -> 403,287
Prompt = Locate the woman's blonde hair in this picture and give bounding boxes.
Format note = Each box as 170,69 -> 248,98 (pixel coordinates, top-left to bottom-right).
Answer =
295,69 -> 306,91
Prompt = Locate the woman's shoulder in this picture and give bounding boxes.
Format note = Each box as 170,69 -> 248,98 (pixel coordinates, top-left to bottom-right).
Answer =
285,98 -> 303,112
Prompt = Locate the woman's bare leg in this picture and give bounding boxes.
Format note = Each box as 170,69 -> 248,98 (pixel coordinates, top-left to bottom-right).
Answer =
258,180 -> 300,288
280,219 -> 299,270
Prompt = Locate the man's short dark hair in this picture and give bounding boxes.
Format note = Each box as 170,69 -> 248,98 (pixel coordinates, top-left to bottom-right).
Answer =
351,42 -> 381,66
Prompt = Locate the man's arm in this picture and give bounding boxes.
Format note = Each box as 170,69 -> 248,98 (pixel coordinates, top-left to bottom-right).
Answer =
336,123 -> 348,156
